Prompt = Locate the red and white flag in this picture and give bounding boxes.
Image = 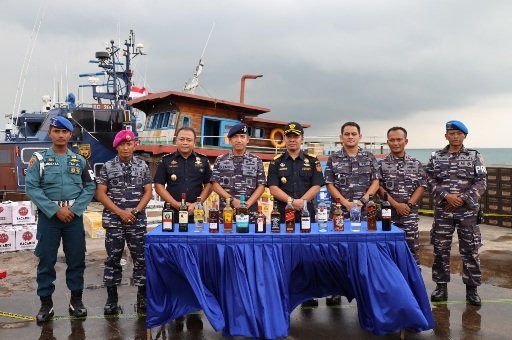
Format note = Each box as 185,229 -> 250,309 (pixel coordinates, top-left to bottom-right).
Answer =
129,86 -> 147,98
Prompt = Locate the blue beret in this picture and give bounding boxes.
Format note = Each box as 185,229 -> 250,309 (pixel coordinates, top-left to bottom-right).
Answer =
227,123 -> 248,138
50,116 -> 74,132
446,120 -> 468,134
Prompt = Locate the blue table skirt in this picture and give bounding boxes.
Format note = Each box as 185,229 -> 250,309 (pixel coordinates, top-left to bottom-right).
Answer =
145,221 -> 434,338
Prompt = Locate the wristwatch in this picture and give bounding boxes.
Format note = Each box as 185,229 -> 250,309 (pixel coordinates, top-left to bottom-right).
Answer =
407,202 -> 417,209
131,209 -> 139,216
359,197 -> 367,205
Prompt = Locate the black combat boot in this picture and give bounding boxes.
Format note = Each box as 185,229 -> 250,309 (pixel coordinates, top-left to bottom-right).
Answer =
301,299 -> 319,308
326,295 -> 342,306
104,286 -> 119,315
69,290 -> 87,317
36,295 -> 54,323
431,283 -> 448,302
466,286 -> 481,306
136,285 -> 146,312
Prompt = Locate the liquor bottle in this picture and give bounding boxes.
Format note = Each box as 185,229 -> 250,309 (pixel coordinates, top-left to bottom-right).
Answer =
209,198 -> 219,233
193,197 -> 204,233
333,198 -> 344,232
285,198 -> 295,233
270,197 -> 281,233
300,200 -> 311,233
178,193 -> 188,232
317,192 -> 328,233
350,200 -> 361,232
366,195 -> 377,231
381,192 -> 392,231
256,204 -> 266,233
162,202 -> 174,232
223,197 -> 234,233
236,195 -> 249,233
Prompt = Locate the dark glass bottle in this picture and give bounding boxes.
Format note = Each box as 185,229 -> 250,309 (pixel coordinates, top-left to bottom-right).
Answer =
256,204 -> 266,233
162,202 -> 174,232
236,195 -> 249,233
285,198 -> 295,233
178,193 -> 188,232
270,198 -> 281,233
381,192 -> 392,231
366,195 -> 377,231
300,200 -> 311,233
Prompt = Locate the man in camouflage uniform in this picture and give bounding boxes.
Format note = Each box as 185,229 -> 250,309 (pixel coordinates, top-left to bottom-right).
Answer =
212,123 -> 266,214
379,127 -> 427,265
154,127 -> 212,222
324,121 -> 380,306
426,120 -> 487,306
95,130 -> 153,314
267,121 -> 324,308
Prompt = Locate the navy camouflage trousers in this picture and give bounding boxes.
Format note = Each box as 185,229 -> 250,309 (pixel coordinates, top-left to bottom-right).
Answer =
103,226 -> 146,287
393,211 -> 420,266
431,209 -> 481,286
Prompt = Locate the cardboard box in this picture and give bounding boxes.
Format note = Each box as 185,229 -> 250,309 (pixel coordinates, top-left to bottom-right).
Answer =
0,202 -> 13,225
83,212 -> 105,238
0,225 -> 16,253
11,201 -> 36,225
15,224 -> 38,251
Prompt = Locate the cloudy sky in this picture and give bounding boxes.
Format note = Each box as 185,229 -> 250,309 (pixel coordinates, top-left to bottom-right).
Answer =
1,0 -> 511,148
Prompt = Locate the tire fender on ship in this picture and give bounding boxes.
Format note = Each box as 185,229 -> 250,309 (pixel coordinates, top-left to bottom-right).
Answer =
270,128 -> 286,148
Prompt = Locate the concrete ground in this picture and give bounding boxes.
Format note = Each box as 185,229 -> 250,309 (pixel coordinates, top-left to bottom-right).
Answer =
1,216 -> 512,339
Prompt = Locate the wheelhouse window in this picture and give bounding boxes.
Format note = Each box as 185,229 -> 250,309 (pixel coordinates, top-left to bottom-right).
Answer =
144,109 -> 179,130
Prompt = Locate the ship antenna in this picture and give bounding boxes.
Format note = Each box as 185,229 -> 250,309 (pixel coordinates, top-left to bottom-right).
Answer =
184,22 -> 215,94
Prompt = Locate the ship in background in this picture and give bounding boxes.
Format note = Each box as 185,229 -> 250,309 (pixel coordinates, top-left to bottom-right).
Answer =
0,30 -> 145,192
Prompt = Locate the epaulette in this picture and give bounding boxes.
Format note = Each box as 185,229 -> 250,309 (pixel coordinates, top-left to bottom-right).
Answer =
194,151 -> 208,158
161,152 -> 176,158
273,153 -> 283,160
307,153 -> 318,159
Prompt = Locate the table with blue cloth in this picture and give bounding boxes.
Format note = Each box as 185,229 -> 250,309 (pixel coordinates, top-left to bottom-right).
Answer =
145,222 -> 434,339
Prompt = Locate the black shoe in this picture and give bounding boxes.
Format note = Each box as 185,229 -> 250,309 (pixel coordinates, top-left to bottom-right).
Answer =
186,313 -> 203,330
431,283 -> 448,302
104,286 -> 119,315
136,285 -> 146,312
69,290 -> 87,318
466,286 -> 481,306
36,295 -> 54,323
326,295 -> 342,306
301,299 -> 319,308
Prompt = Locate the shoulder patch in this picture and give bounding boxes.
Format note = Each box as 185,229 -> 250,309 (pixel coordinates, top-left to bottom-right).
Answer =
307,153 -> 317,158
273,153 -> 283,160
162,152 -> 175,158
195,151 -> 208,158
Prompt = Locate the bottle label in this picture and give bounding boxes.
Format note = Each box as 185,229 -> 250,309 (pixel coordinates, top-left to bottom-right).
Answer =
236,213 -> 249,228
179,211 -> 188,224
224,211 -> 233,223
285,210 -> 294,222
317,210 -> 328,223
257,218 -> 264,232
301,217 -> 311,229
334,216 -> 344,227
209,222 -> 218,230
382,208 -> 391,218
271,217 -> 280,231
194,210 -> 204,222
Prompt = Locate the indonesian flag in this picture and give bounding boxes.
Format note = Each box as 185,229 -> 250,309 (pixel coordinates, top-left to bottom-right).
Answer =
129,86 -> 147,98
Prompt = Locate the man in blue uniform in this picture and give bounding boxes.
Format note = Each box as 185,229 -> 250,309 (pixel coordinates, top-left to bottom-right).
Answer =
96,130 -> 153,314
379,127 -> 427,265
426,120 -> 487,306
211,123 -> 266,213
26,116 -> 96,323
154,127 -> 212,222
267,122 -> 324,308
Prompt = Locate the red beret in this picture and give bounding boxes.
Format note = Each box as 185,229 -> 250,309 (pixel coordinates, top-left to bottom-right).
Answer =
113,130 -> 136,148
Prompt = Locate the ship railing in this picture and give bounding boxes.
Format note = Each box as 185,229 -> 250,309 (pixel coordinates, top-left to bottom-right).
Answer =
138,134 -> 387,155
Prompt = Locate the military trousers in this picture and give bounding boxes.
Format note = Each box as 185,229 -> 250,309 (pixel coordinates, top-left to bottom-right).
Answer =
431,209 -> 481,286
35,212 -> 86,297
103,226 -> 146,287
393,211 -> 420,266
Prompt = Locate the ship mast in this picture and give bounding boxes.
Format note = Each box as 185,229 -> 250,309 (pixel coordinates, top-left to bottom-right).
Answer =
184,23 -> 215,94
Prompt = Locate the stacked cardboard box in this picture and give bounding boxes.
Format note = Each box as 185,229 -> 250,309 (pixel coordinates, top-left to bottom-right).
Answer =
482,166 -> 512,228
0,201 -> 37,253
